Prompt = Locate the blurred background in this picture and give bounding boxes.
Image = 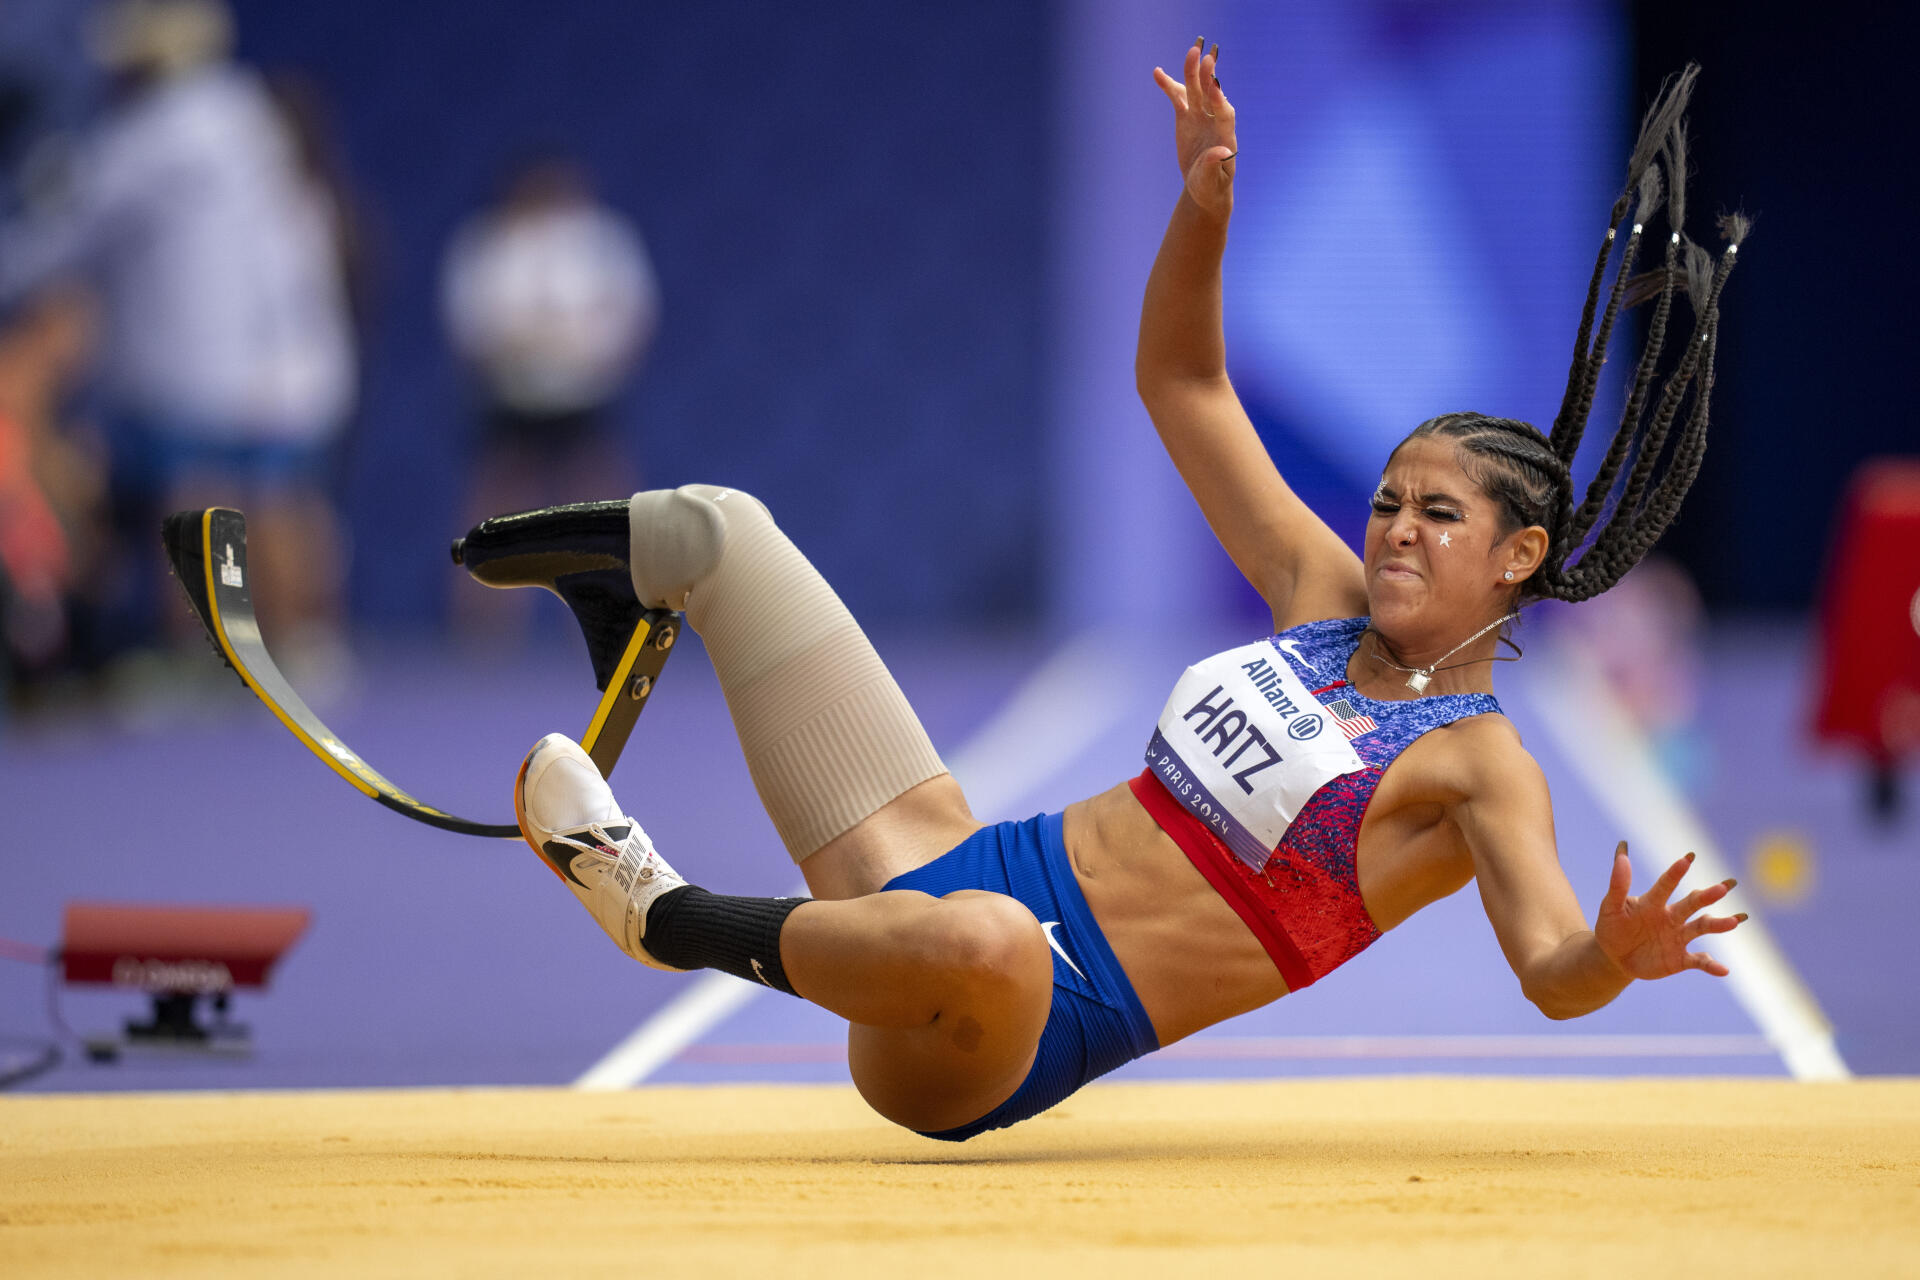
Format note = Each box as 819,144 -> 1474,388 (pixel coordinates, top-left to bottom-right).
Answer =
0,0 -> 1913,1093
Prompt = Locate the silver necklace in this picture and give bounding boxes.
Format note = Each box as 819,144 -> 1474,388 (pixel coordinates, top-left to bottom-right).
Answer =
1367,613 -> 1516,693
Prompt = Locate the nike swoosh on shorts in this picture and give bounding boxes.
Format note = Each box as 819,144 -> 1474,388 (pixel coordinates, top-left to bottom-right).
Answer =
1041,921 -> 1087,981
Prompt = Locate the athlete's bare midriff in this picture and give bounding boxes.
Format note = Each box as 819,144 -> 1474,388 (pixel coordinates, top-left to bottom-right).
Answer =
1063,782 -> 1281,1045
1063,718 -> 1493,1046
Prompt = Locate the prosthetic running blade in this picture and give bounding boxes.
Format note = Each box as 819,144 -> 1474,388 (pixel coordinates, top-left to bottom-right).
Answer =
162,505 -> 678,839
450,499 -> 680,782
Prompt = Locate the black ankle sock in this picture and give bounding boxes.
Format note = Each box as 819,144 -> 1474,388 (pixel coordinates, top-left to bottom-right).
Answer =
642,886 -> 808,996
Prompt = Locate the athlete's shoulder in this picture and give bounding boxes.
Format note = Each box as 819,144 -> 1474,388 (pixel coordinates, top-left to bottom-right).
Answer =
1446,707 -> 1523,746
1405,710 -> 1540,802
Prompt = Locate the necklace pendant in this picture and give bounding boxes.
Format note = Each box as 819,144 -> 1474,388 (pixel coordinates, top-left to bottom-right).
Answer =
1406,670 -> 1432,694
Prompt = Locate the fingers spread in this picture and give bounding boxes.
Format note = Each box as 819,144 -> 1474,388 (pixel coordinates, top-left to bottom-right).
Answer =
1600,844 -> 1633,910
1687,951 -> 1730,978
1685,913 -> 1742,942
1204,45 -> 1232,115
1183,38 -> 1206,109
1153,66 -> 1186,108
1645,851 -> 1694,908
1672,879 -> 1732,920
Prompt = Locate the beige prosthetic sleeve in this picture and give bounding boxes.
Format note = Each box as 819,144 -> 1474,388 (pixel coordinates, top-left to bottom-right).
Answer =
628,485 -> 948,863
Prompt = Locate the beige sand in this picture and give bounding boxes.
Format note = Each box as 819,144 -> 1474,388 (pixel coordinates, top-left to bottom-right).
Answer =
4,1078 -> 1918,1278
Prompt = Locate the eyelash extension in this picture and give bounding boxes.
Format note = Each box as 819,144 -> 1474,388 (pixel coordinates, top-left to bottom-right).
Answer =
1370,498 -> 1462,522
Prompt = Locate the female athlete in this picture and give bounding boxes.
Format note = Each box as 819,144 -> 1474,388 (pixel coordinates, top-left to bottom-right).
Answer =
513,41 -> 1749,1140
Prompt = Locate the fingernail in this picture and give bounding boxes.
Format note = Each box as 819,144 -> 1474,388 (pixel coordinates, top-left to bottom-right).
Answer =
1722,877 -> 1737,889
1223,150 -> 1237,161
1210,42 -> 1219,60
1685,852 -> 1696,862
1195,36 -> 1204,47
1735,913 -> 1749,923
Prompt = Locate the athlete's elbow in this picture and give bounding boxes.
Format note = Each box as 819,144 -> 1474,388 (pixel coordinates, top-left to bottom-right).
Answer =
1520,977 -> 1587,1021
1134,359 -> 1223,408
1134,356 -> 1174,407
1531,997 -> 1585,1021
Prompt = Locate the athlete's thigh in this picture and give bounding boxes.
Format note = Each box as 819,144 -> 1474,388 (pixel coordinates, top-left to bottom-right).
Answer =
798,775 -> 985,900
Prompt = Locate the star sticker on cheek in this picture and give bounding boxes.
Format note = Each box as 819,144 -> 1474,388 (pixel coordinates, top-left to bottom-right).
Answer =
1438,530 -> 1452,548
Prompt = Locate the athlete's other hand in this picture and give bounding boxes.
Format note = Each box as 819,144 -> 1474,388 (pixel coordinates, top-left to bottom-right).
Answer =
1152,38 -> 1237,215
1592,844 -> 1744,981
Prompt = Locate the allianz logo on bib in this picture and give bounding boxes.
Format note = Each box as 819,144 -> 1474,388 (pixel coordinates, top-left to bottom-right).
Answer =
1239,656 -> 1323,740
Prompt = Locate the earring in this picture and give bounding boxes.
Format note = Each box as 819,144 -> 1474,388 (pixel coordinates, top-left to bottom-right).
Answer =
1503,571 -> 1514,581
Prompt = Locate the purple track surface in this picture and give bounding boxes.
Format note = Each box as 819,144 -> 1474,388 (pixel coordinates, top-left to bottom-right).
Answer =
0,621 -> 1911,1093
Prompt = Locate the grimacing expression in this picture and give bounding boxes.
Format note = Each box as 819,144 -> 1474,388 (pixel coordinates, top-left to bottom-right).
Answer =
1363,437 -> 1540,636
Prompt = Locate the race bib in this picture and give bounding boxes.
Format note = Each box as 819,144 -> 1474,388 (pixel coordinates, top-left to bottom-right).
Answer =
1145,640 -> 1366,871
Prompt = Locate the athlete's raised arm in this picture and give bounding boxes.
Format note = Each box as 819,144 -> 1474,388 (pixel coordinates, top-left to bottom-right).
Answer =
1137,40 -> 1365,631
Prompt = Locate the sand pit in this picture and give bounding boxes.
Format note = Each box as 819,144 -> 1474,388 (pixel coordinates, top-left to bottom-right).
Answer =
4,1078 -> 1917,1277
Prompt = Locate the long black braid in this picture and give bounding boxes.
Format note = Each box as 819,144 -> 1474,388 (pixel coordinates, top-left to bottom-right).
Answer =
1399,66 -> 1748,606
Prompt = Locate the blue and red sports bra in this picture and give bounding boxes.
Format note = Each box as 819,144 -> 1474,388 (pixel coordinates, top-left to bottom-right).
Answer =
1128,616 -> 1502,991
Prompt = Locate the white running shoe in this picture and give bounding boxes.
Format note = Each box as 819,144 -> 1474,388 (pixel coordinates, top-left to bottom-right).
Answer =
514,733 -> 687,970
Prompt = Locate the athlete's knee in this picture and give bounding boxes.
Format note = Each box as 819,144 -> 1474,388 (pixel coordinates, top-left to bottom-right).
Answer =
920,892 -> 1050,1004
626,484 -> 772,611
627,482 -> 946,867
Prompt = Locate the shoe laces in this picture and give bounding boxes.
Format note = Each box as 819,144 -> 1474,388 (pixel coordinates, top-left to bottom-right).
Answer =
551,822 -> 662,881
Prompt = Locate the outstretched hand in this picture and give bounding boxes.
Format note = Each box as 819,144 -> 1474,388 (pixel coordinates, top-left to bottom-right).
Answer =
1593,844 -> 1745,981
1152,38 -> 1238,214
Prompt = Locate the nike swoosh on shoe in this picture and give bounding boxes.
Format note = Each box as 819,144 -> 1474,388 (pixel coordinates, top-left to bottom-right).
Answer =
541,825 -> 631,888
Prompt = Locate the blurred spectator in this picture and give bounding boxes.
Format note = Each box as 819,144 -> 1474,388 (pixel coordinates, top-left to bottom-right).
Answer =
0,0 -> 357,691
442,155 -> 656,639
0,285 -> 103,695
0,66 -> 37,168
263,69 -> 375,348
1566,555 -> 1711,792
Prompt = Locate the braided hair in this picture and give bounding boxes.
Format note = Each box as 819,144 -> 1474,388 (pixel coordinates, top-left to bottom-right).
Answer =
1398,67 -> 1748,606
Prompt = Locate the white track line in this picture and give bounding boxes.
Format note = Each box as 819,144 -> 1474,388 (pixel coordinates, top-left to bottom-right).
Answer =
574,629 -> 1142,1090
573,973 -> 762,1090
1523,635 -> 1850,1082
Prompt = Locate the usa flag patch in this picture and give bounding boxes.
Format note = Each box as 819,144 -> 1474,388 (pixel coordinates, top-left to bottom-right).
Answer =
1325,698 -> 1379,740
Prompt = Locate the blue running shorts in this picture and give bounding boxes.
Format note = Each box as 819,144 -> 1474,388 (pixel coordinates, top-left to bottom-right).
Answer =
882,811 -> 1159,1141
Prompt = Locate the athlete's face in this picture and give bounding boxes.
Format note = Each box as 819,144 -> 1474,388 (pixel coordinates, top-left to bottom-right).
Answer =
1363,437 -> 1543,651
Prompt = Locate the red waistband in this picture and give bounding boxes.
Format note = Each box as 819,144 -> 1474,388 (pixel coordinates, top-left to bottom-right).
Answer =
1127,770 -> 1315,992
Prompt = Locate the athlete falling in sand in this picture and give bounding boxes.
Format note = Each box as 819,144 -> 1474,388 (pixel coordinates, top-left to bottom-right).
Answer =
513,41 -> 1749,1140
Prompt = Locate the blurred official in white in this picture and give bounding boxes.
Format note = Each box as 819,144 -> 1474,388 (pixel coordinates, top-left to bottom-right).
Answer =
443,155 -> 657,641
